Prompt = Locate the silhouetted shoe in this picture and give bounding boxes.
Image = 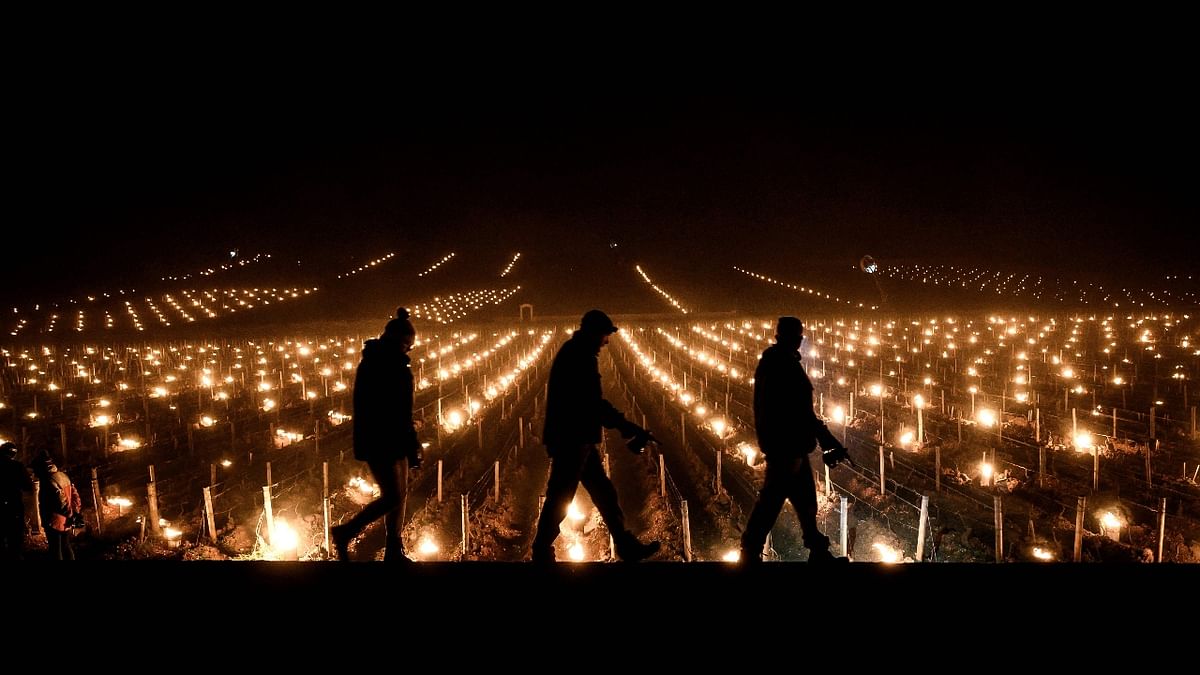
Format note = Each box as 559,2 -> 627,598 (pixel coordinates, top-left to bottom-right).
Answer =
616,539 -> 660,562
807,548 -> 849,564
384,550 -> 414,564
331,524 -> 352,562
737,548 -> 763,564
530,546 -> 555,563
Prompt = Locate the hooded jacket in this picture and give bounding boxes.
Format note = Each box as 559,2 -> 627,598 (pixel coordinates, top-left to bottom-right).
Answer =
542,331 -> 633,449
352,338 -> 419,462
753,343 -> 840,456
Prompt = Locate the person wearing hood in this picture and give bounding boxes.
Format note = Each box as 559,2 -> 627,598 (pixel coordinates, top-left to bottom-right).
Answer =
332,308 -> 422,563
34,456 -> 80,560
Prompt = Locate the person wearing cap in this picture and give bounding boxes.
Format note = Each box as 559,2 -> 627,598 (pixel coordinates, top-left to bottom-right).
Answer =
530,309 -> 661,563
34,456 -> 81,560
0,442 -> 33,559
332,307 -> 422,563
740,316 -> 850,563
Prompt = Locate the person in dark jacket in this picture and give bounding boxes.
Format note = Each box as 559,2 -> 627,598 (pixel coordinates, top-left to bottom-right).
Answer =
34,456 -> 81,560
740,316 -> 850,563
332,308 -> 422,563
530,309 -> 660,563
0,442 -> 33,559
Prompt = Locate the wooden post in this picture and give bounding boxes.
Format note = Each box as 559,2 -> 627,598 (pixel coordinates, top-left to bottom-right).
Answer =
1035,408 -> 1040,443
1149,406 -> 1156,441
323,461 -> 330,556
460,494 -> 469,555
518,416 -> 524,449
262,485 -> 274,546
32,479 -> 43,535
916,495 -> 929,562
824,464 -> 831,495
1073,496 -> 1086,562
1112,407 -> 1118,439
935,444 -> 942,494
659,454 -> 666,497
681,411 -> 685,446
1192,406 -> 1198,441
879,445 -> 886,496
314,419 -> 320,454
203,486 -> 217,542
266,462 -> 272,489
680,499 -> 692,562
493,460 -> 500,502
210,463 -> 217,487
437,459 -> 443,503
1072,407 -> 1077,440
90,468 -> 103,534
147,482 -> 161,536
993,495 -> 1003,563
1093,445 -> 1100,492
839,495 -> 849,558
1157,497 -> 1167,563
478,418 -> 483,451
715,448 -> 722,495
1145,439 -> 1154,487
1038,444 -> 1045,488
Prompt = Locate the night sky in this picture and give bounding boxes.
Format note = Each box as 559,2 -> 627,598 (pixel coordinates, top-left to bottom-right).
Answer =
10,61 -> 1198,308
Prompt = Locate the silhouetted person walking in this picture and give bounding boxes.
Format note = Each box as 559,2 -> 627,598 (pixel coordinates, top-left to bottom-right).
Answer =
35,457 -> 81,561
740,316 -> 850,563
0,442 -> 33,559
531,309 -> 660,563
332,308 -> 422,562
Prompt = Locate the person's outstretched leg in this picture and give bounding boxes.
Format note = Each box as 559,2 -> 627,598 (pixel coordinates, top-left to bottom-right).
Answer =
531,446 -> 587,561
739,455 -> 791,561
332,457 -> 403,561
383,459 -> 410,562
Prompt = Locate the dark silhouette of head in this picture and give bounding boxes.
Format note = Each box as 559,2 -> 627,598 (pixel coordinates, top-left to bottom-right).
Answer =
382,307 -> 417,352
775,316 -> 804,351
0,442 -> 16,459
578,309 -> 618,353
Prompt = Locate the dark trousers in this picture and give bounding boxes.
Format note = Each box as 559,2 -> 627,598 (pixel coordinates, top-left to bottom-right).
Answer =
45,527 -> 74,561
532,444 -> 629,552
338,457 -> 409,556
741,453 -> 830,554
1,507 -> 24,560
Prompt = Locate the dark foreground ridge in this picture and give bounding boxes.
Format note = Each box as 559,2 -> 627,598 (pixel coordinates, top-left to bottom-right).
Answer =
14,562 -> 1188,650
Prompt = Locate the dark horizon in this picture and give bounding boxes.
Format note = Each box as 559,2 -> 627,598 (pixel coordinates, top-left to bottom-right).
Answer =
10,83 -> 1199,308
